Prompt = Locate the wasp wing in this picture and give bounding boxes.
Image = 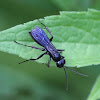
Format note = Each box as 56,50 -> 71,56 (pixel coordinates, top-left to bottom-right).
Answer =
29,27 -> 51,47
30,27 -> 59,58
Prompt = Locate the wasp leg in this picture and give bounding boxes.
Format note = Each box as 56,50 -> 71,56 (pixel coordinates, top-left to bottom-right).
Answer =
46,56 -> 51,67
19,52 -> 47,64
14,41 -> 45,51
38,19 -> 53,42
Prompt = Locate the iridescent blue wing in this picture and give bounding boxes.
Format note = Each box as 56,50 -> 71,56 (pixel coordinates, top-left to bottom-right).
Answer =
29,27 -> 59,58
29,27 -> 51,47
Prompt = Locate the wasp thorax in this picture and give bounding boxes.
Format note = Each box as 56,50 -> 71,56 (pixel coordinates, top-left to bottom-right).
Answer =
53,53 -> 61,61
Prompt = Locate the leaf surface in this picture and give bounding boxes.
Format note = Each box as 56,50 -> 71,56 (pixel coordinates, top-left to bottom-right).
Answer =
0,9 -> 100,67
87,75 -> 100,100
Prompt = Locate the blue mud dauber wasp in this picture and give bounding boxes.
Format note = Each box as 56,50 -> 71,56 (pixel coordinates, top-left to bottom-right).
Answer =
14,19 -> 88,90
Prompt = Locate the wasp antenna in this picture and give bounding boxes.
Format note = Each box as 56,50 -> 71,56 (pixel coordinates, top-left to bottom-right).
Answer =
65,66 -> 88,77
63,67 -> 68,91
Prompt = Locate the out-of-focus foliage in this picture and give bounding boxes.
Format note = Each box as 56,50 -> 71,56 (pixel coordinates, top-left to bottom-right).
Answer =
0,0 -> 59,31
51,0 -> 90,11
0,0 -> 100,100
87,75 -> 100,100
51,0 -> 100,11
0,64 -> 73,100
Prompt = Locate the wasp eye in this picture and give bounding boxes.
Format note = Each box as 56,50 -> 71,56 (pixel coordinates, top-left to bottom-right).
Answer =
57,61 -> 61,67
57,59 -> 65,68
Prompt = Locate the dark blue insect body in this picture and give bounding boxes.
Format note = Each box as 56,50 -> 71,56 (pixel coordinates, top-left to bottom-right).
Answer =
29,26 -> 65,67
14,19 -> 88,90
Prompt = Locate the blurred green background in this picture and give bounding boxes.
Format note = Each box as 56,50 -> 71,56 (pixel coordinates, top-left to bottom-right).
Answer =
0,0 -> 100,100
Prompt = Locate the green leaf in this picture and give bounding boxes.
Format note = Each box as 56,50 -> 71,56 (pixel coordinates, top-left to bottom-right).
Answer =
87,75 -> 100,100
0,9 -> 100,67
